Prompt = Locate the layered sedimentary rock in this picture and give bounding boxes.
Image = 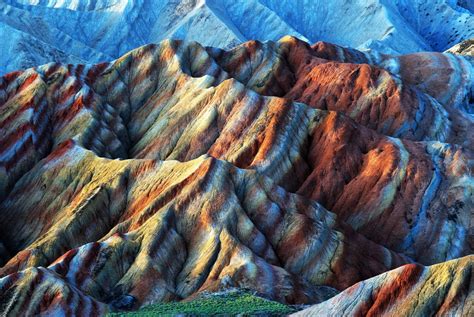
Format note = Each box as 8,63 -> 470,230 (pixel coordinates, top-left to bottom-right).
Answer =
1,0 -> 474,73
0,38 -> 473,315
210,37 -> 474,148
0,267 -> 108,316
294,255 -> 474,317
0,145 -> 409,315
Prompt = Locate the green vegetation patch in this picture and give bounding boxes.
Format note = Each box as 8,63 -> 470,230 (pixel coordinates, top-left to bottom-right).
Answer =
109,291 -> 295,316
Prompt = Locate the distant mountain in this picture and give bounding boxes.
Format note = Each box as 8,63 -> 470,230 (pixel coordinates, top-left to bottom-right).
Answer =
1,0 -> 473,74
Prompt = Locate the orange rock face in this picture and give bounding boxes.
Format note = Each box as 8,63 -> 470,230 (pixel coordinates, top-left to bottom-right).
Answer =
0,38 -> 472,315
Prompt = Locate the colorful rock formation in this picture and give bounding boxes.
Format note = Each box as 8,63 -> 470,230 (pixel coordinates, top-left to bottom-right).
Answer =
294,255 -> 474,317
0,38 -> 472,315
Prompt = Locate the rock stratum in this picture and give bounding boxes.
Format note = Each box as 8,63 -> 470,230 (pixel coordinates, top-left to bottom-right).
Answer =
0,37 -> 473,315
1,0 -> 474,74
294,255 -> 474,316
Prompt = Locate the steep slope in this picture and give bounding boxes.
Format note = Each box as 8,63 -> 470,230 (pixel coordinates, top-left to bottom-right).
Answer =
1,0 -> 473,73
294,255 -> 474,317
0,22 -> 86,73
0,145 -> 409,315
210,37 -> 474,148
0,38 -> 473,315
2,40 -> 473,265
0,266 -> 108,316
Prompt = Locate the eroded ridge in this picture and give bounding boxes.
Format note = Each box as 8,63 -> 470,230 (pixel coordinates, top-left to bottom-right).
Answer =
294,255 -> 474,317
0,38 -> 473,315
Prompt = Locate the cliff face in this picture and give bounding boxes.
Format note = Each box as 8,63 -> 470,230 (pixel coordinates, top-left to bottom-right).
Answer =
0,38 -> 473,315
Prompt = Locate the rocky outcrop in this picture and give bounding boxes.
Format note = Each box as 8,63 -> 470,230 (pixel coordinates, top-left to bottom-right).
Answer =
0,267 -> 108,316
210,37 -> 474,148
0,38 -> 472,315
294,255 -> 474,317
0,146 -> 410,315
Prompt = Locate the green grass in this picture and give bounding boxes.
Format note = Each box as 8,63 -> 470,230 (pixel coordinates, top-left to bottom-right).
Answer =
108,291 -> 295,316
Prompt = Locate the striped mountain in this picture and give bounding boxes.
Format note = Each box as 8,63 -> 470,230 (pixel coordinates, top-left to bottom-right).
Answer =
0,37 -> 473,315
294,255 -> 474,317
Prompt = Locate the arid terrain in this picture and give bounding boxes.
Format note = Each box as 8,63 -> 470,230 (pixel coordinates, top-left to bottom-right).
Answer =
0,35 -> 472,315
